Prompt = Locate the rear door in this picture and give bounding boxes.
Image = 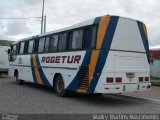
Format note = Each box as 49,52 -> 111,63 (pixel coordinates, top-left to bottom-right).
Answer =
114,55 -> 147,83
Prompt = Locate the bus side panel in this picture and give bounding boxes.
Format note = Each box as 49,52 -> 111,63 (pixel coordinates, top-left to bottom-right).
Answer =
9,55 -> 34,82
34,51 -> 86,87
9,51 -> 86,89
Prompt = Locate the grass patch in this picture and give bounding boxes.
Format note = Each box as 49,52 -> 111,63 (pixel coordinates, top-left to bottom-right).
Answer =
150,76 -> 160,81
151,82 -> 160,87
150,76 -> 160,86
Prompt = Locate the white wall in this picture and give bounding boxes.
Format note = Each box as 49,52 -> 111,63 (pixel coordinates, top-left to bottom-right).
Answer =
150,59 -> 160,77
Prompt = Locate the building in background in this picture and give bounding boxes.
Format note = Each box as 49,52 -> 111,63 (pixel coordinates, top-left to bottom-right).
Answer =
150,48 -> 160,77
0,40 -> 13,46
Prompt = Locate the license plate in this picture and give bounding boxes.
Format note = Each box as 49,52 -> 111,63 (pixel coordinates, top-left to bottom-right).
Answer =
126,73 -> 135,78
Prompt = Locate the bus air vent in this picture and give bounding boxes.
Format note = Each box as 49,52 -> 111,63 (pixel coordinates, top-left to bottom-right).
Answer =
77,66 -> 89,93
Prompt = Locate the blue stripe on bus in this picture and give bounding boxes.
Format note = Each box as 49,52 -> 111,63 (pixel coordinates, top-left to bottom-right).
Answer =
66,17 -> 101,92
66,50 -> 92,91
35,54 -> 52,86
137,21 -> 150,64
93,17 -> 101,24
30,55 -> 37,83
88,16 -> 119,93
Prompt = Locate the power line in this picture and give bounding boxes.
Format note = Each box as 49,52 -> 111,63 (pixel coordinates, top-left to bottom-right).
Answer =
0,17 -> 41,20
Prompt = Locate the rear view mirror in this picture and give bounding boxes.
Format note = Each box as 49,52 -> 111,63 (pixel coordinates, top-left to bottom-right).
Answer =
8,49 -> 10,54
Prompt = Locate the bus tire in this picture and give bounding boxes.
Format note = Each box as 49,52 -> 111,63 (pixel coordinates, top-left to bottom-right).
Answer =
54,75 -> 69,97
15,72 -> 24,85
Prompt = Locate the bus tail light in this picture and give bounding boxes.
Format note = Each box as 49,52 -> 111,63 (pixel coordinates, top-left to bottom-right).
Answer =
139,77 -> 143,82
145,77 -> 149,81
106,77 -> 113,83
115,77 -> 122,83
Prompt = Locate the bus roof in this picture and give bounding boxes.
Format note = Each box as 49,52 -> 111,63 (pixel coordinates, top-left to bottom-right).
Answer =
12,15 -> 143,45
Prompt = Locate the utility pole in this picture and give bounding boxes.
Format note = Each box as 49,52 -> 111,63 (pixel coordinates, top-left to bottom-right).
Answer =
41,0 -> 45,34
44,15 -> 46,33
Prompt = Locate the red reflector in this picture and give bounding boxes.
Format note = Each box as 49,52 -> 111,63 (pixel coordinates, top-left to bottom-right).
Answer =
139,77 -> 143,82
116,77 -> 122,83
106,77 -> 113,83
145,77 -> 149,81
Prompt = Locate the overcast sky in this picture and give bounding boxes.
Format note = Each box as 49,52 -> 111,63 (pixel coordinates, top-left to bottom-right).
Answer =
0,0 -> 159,47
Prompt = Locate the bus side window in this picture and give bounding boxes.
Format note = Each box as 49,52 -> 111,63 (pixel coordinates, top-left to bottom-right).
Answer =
38,37 -> 45,53
12,45 -> 17,55
45,37 -> 50,52
10,46 -> 13,55
16,44 -> 19,54
24,41 -> 28,54
68,32 -> 73,50
72,29 -> 83,50
50,35 -> 58,52
27,40 -> 34,54
11,44 -> 16,61
34,39 -> 38,53
19,42 -> 25,54
58,33 -> 67,51
83,27 -> 91,49
91,26 -> 97,49
10,44 -> 17,61
17,43 -> 20,54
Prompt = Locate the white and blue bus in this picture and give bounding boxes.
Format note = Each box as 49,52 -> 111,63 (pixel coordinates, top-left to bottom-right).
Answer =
8,15 -> 151,97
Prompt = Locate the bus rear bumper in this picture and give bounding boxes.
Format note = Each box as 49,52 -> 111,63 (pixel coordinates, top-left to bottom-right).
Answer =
94,82 -> 151,94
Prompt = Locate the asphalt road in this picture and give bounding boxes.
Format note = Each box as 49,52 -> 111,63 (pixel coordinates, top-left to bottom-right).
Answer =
0,75 -> 160,114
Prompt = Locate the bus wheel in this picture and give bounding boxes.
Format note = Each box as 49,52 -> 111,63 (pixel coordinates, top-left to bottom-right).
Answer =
15,73 -> 24,85
54,75 -> 69,97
